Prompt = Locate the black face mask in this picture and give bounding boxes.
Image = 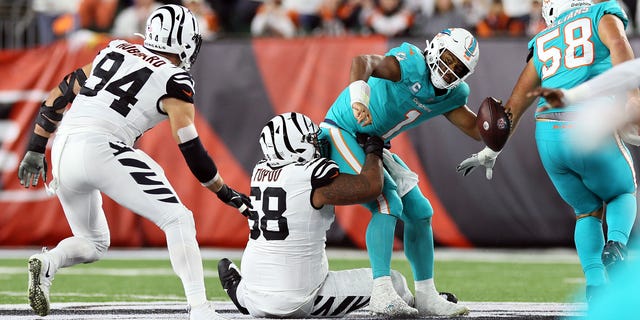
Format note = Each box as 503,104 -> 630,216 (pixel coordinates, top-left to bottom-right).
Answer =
189,34 -> 203,66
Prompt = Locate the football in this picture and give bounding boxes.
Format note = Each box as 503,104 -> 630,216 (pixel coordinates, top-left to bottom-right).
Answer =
476,96 -> 511,151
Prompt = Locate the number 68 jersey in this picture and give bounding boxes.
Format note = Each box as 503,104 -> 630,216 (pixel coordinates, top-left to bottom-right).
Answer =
57,40 -> 195,146
241,157 -> 340,314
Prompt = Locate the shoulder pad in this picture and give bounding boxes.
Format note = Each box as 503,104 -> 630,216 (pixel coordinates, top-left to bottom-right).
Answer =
309,158 -> 339,189
166,72 -> 195,103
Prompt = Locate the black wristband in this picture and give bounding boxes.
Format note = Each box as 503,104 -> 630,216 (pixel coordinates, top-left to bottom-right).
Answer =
27,133 -> 48,153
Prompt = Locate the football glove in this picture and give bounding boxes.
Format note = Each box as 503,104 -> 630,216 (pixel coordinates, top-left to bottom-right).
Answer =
456,147 -> 501,180
355,132 -> 384,158
18,151 -> 47,188
216,184 -> 252,217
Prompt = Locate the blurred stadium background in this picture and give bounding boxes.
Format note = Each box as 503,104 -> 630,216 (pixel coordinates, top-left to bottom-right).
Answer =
1,0 -> 639,318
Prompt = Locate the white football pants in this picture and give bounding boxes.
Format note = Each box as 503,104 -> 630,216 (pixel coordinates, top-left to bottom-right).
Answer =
237,268 -> 413,318
46,133 -> 208,306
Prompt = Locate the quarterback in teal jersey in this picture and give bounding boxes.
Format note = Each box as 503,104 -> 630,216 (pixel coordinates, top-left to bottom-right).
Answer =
460,0 -> 636,304
321,28 -> 483,317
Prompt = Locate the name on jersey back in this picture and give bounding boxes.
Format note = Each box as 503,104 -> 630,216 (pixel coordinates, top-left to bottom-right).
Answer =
253,167 -> 282,182
116,43 -> 167,67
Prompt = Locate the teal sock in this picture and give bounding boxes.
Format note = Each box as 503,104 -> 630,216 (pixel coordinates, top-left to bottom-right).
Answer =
575,216 -> 606,286
403,218 -> 433,281
366,214 -> 397,279
605,193 -> 636,244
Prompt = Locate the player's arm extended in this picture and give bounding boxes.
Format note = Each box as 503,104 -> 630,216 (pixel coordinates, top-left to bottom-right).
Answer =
164,99 -> 252,214
312,136 -> 384,208
504,59 -> 541,134
17,63 -> 91,188
444,105 -> 481,141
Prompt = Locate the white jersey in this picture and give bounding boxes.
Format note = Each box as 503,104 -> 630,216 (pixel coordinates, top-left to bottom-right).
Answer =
240,157 -> 339,316
57,40 -> 195,146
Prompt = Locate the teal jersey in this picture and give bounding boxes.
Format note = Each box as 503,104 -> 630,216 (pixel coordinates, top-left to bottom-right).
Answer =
528,1 -> 627,114
325,42 -> 470,141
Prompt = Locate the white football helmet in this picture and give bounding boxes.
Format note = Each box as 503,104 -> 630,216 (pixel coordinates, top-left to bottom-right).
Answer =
541,0 -> 592,26
143,4 -> 202,70
259,112 -> 323,167
425,28 -> 479,90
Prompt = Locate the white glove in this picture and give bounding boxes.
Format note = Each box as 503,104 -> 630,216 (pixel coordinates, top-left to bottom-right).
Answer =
456,147 -> 501,180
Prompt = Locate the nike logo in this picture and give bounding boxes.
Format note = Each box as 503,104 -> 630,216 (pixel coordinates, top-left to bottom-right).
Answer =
409,47 -> 414,55
45,264 -> 51,278
182,89 -> 193,97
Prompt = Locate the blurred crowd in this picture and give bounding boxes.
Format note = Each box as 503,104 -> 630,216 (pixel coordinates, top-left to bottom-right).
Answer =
5,0 -> 640,47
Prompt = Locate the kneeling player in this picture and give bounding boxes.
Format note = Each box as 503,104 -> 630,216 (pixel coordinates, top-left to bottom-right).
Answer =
218,112 -> 416,318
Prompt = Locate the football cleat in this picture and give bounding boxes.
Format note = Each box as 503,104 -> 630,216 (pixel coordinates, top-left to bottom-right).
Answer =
189,301 -> 227,320
602,240 -> 627,273
416,289 -> 469,316
28,248 -> 53,317
217,258 -> 249,315
369,281 -> 419,317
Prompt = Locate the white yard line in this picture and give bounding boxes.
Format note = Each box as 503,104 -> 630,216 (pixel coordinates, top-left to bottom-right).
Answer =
0,301 -> 586,319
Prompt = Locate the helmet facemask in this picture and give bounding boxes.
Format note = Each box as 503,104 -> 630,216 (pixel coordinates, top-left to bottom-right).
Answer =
427,48 -> 470,90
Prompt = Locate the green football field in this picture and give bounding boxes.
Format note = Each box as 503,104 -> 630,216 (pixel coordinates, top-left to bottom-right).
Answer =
0,256 -> 586,305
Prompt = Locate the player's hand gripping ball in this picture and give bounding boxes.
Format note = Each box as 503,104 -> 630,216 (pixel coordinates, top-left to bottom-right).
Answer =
477,97 -> 511,151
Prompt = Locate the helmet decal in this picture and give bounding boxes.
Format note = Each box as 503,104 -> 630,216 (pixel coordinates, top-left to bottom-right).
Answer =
464,36 -> 477,61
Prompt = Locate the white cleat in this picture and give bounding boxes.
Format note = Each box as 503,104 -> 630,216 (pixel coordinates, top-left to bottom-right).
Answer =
28,249 -> 53,317
369,280 -> 419,317
416,290 -> 469,317
189,301 -> 228,320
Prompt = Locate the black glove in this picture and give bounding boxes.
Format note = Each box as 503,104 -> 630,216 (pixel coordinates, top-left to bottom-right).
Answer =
18,151 -> 48,188
356,132 -> 384,159
216,184 -> 252,217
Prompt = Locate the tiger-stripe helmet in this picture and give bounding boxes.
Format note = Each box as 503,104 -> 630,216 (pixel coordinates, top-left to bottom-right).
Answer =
143,4 -> 202,71
260,112 -> 322,167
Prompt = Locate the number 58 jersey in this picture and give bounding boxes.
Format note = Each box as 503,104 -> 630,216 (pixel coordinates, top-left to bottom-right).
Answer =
57,40 -> 195,146
240,157 -> 339,314
529,1 -> 627,111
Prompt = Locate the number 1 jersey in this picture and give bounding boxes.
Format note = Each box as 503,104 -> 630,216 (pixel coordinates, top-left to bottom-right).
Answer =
58,40 -> 195,146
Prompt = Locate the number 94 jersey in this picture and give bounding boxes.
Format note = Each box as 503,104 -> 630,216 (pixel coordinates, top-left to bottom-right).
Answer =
528,1 -> 627,111
58,40 -> 195,146
241,157 -> 339,313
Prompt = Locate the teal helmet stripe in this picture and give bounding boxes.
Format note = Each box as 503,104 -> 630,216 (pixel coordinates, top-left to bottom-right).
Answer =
465,37 -> 477,58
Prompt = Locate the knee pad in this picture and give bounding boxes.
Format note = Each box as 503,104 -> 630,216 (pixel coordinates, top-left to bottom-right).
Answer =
159,206 -> 196,231
401,187 -> 433,221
